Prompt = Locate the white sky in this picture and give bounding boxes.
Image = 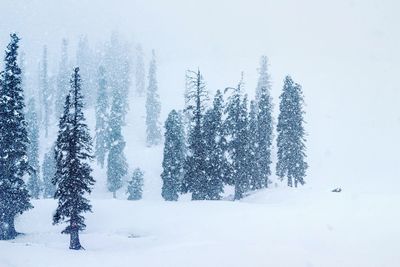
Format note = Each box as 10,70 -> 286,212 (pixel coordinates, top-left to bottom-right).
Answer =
1,0 -> 400,192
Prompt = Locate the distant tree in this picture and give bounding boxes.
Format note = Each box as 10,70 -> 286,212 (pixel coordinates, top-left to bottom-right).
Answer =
55,39 -> 69,119
53,67 -> 95,250
146,50 -> 162,146
107,82 -> 128,198
76,36 -> 96,107
276,76 -> 308,187
0,34 -> 33,240
127,168 -> 144,200
161,110 -> 185,201
41,46 -> 51,137
182,70 -> 208,200
42,145 -> 56,198
255,56 -> 272,103
135,44 -> 145,97
95,66 -> 109,168
26,98 -> 41,199
202,90 -> 227,200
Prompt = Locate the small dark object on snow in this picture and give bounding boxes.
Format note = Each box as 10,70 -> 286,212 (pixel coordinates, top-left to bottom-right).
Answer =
332,187 -> 342,193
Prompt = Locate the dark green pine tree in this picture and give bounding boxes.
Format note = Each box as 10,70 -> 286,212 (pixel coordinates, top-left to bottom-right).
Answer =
146,50 -> 162,146
26,98 -> 41,199
225,75 -> 250,200
0,34 -> 33,240
107,81 -> 128,198
256,84 -> 273,189
95,66 -> 109,168
127,168 -> 144,200
161,110 -> 185,201
42,144 -> 56,198
53,67 -> 95,250
182,70 -> 208,200
276,76 -> 308,187
248,100 -> 261,190
203,90 -> 227,200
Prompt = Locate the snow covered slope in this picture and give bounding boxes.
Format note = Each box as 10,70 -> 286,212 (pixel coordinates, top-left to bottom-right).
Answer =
1,188 -> 399,267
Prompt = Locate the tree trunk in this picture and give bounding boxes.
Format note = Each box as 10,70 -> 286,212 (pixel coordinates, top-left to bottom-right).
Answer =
0,216 -> 18,240
69,228 -> 82,250
113,191 -> 116,199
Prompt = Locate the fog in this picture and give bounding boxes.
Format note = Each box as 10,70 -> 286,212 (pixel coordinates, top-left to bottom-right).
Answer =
1,0 -> 400,192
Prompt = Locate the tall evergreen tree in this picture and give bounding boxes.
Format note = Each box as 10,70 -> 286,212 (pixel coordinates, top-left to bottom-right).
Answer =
55,39 -> 69,119
161,110 -> 185,201
41,46 -> 51,138
0,34 -> 32,240
95,66 -> 109,168
146,50 -> 162,146
42,145 -> 56,198
225,75 -> 250,200
135,44 -> 145,97
53,67 -> 95,250
182,70 -> 208,200
248,100 -> 261,190
26,98 -> 41,199
202,90 -> 227,200
76,36 -> 96,107
127,168 -> 144,200
276,76 -> 308,187
107,83 -> 128,198
256,84 -> 274,189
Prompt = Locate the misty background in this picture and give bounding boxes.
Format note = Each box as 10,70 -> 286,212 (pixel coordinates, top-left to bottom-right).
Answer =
1,0 -> 399,192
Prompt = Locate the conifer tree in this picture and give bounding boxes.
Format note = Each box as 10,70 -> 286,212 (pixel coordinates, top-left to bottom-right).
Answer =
55,39 -> 69,119
0,34 -> 32,239
276,76 -> 308,187
127,168 -> 144,200
182,70 -> 208,200
248,100 -> 261,190
135,44 -> 145,97
42,145 -> 56,198
203,90 -> 227,200
255,56 -> 272,102
53,67 -> 95,250
76,36 -> 95,107
26,98 -> 41,199
107,82 -> 128,198
41,46 -> 51,138
146,50 -> 162,146
161,110 -> 185,201
95,66 -> 109,168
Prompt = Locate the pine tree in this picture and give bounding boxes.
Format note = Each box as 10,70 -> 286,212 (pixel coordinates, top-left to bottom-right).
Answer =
42,145 -> 56,198
76,36 -> 95,107
107,83 -> 128,198
53,67 -> 95,250
41,46 -> 51,138
26,98 -> 41,199
161,110 -> 185,201
135,44 -> 145,97
248,100 -> 261,190
255,56 -> 272,102
95,66 -> 109,168
202,90 -> 227,200
0,34 -> 32,240
276,76 -> 308,187
256,84 -> 274,189
55,39 -> 69,119
127,168 -> 144,200
146,50 -> 162,146
182,70 -> 208,200
225,75 -> 250,200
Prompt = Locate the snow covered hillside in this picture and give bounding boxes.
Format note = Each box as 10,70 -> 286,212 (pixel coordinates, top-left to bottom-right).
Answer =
1,189 -> 399,267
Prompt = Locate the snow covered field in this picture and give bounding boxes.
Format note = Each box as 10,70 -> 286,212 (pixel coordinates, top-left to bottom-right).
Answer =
1,188 -> 399,267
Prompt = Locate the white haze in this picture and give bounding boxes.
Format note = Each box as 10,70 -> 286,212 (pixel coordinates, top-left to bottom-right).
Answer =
1,0 -> 400,192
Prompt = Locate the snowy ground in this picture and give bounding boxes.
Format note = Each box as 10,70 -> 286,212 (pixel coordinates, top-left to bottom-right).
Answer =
1,188 -> 399,267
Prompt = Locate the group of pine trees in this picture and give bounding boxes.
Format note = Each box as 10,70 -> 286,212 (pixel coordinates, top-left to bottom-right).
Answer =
161,56 -> 307,201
